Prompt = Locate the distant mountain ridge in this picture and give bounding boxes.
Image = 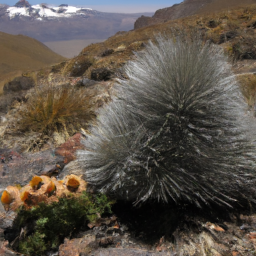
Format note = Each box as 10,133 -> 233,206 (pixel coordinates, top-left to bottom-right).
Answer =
7,1 -> 94,20
135,0 -> 256,29
0,1 -> 152,42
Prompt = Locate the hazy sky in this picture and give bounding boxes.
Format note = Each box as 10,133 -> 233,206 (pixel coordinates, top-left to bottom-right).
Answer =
5,0 -> 183,13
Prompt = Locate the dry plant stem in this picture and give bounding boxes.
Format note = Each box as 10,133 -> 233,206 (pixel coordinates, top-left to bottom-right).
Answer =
78,35 -> 256,208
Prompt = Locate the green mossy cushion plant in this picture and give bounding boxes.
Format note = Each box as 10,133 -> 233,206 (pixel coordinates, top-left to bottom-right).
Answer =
77,34 -> 256,208
15,192 -> 114,256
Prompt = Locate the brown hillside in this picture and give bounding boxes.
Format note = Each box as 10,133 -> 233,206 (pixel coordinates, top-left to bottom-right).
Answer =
0,31 -> 65,79
197,0 -> 256,14
135,0 -> 256,29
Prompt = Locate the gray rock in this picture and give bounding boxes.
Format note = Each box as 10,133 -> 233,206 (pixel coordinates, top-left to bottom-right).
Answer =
70,59 -> 92,77
81,78 -> 97,87
101,49 -> 114,57
0,211 -> 17,230
3,76 -> 35,95
0,148 -> 64,188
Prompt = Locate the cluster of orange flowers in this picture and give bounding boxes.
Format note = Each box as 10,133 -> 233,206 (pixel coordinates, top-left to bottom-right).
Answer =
1,174 -> 87,211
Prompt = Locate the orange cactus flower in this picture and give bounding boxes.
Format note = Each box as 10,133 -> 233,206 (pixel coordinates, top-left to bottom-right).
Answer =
46,181 -> 56,194
20,190 -> 30,202
63,174 -> 87,193
29,176 -> 43,189
67,177 -> 80,189
1,190 -> 12,204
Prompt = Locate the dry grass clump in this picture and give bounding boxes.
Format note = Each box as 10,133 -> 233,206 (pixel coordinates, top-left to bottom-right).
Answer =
17,83 -> 95,134
237,73 -> 256,108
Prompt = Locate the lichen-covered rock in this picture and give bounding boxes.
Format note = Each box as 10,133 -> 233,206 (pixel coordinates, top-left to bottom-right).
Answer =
0,149 -> 63,190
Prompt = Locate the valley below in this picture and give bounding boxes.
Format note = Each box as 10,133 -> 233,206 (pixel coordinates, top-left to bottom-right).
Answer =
44,39 -> 106,58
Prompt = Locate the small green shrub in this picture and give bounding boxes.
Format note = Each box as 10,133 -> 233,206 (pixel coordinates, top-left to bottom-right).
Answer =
15,192 -> 114,256
19,232 -> 47,256
17,83 -> 95,134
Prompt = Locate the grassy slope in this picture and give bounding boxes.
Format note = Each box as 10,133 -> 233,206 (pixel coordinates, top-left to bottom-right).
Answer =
0,31 -> 66,78
197,0 -> 256,14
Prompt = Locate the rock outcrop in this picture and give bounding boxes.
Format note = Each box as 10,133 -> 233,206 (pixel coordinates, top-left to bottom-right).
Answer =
14,0 -> 30,8
134,0 -> 256,29
134,0 -> 210,29
3,76 -> 35,95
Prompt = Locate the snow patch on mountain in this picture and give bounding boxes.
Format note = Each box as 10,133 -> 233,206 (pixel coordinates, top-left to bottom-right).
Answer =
7,6 -> 30,17
6,4 -> 93,19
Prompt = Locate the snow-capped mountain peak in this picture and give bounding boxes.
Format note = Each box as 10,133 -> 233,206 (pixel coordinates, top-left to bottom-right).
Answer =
7,1 -> 93,19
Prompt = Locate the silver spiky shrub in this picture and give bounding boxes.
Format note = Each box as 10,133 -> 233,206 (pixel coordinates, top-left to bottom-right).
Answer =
77,35 -> 256,208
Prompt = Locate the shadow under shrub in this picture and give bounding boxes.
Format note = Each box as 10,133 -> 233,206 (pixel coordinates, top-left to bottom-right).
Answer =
17,83 -> 95,134
12,192 -> 114,256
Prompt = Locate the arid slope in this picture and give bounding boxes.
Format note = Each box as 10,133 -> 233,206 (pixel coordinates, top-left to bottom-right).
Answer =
197,0 -> 256,14
135,0 -> 256,29
0,31 -> 65,78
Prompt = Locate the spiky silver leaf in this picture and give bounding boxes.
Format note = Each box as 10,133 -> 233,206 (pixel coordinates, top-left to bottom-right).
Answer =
77,35 -> 256,207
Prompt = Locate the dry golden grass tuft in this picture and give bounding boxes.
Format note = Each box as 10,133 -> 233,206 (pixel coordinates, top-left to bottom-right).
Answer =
237,73 -> 256,108
17,83 -> 95,134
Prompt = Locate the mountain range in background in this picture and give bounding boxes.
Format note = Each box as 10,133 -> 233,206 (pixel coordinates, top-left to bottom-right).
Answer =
135,0 -> 256,29
0,1 -> 153,43
2,0 -> 256,81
